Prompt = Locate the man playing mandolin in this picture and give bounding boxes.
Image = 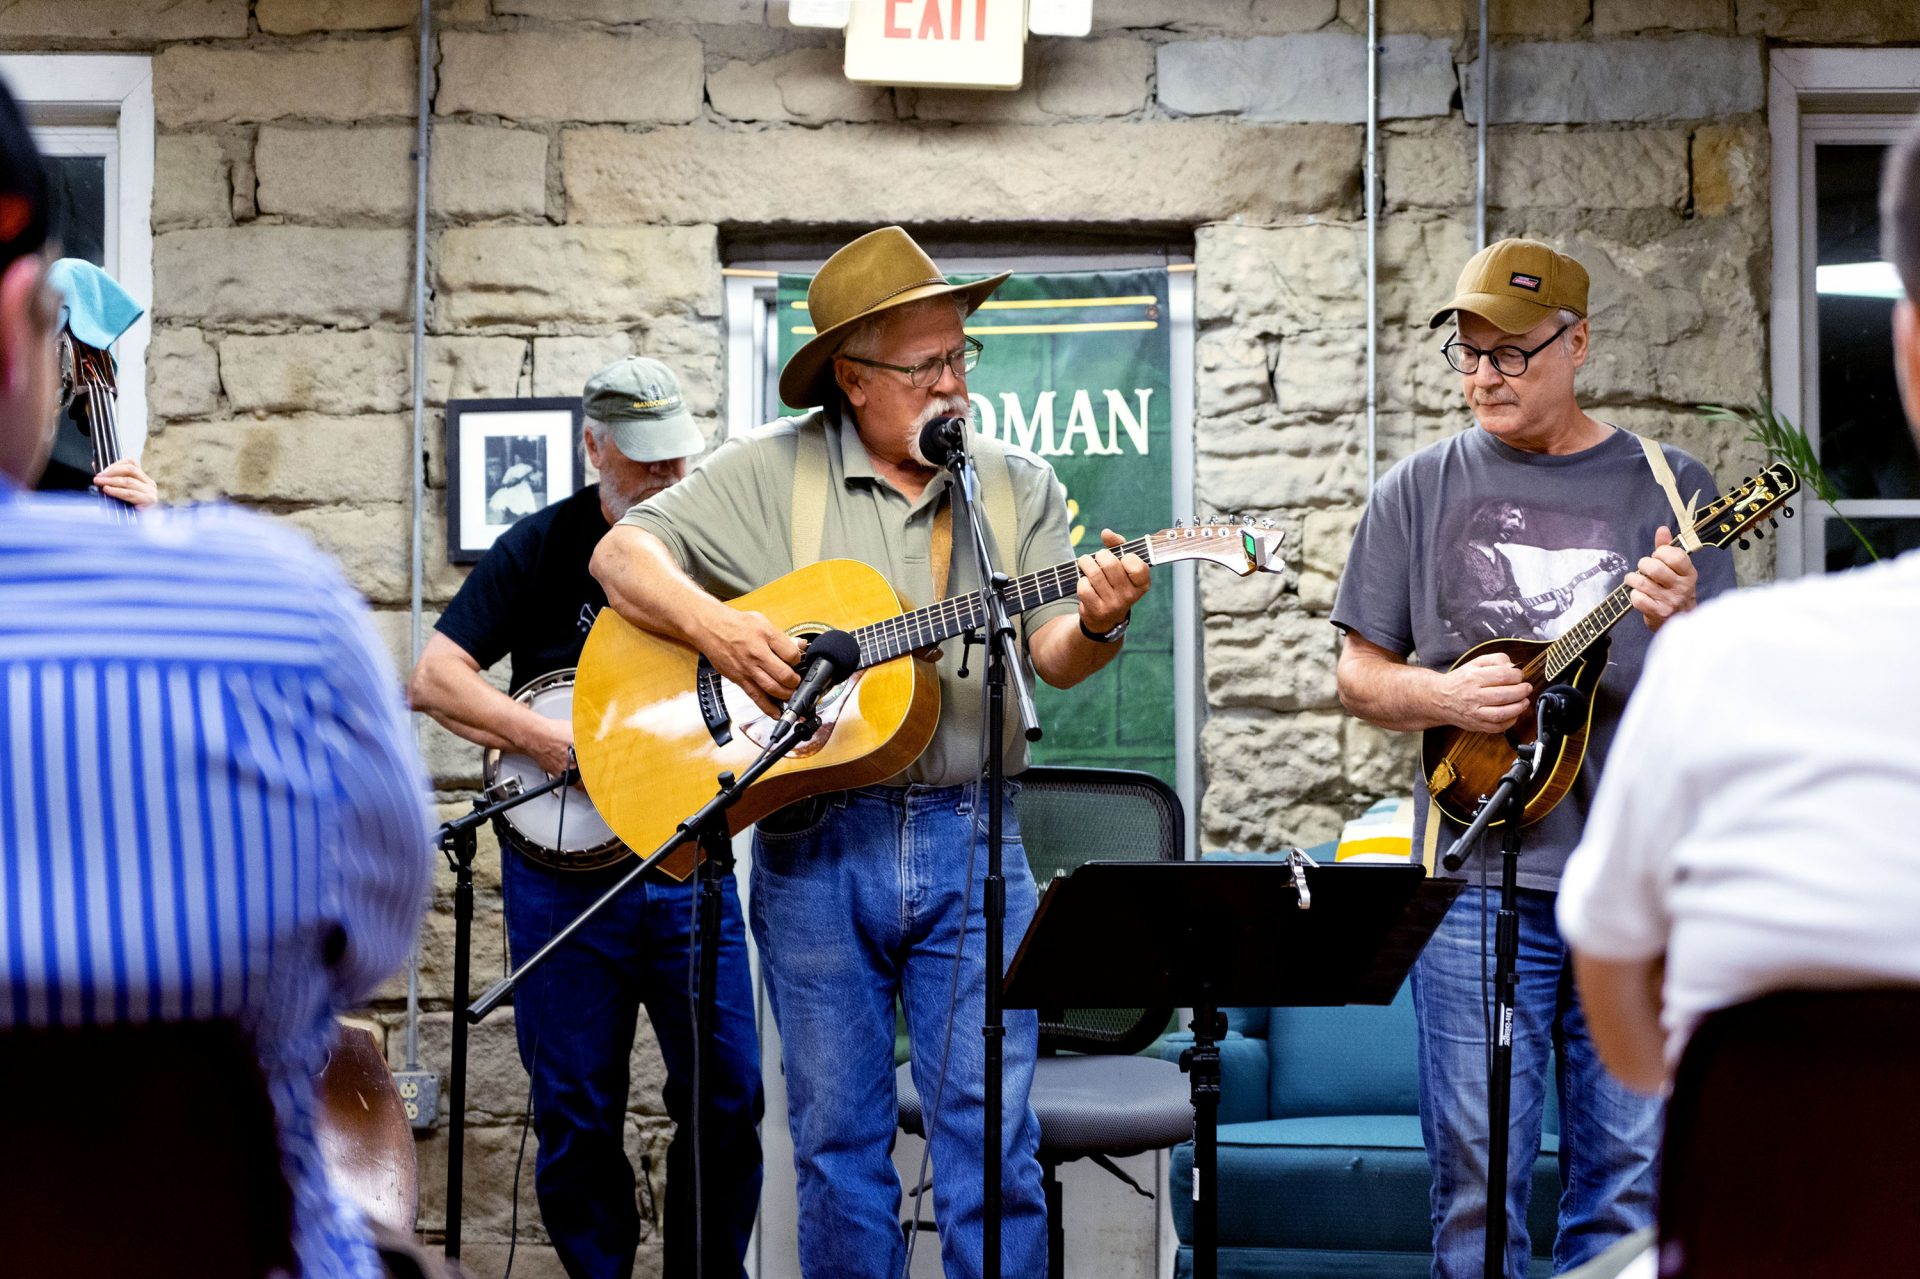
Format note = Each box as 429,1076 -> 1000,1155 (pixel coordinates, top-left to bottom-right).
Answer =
1330,239 -> 1737,1277
589,226 -> 1151,1278
409,357 -> 764,1279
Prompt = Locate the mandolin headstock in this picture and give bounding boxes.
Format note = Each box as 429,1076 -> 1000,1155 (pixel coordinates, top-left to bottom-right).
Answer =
1144,515 -> 1285,576
1692,463 -> 1800,550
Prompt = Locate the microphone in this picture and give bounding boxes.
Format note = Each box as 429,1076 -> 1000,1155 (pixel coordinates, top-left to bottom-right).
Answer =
775,628 -> 861,738
1534,683 -> 1587,740
910,415 -> 968,469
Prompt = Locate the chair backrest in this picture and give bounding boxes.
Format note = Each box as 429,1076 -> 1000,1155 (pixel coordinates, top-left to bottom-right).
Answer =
0,1020 -> 297,1279
1013,766 -> 1184,1056
1659,987 -> 1920,1279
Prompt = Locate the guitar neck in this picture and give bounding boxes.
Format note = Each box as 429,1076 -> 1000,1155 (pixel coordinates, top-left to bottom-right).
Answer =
849,535 -> 1153,667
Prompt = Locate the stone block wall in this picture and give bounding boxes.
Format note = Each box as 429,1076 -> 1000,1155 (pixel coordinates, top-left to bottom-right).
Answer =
17,0 -> 1918,1270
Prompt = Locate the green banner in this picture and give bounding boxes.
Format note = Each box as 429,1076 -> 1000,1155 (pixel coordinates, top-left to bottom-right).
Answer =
776,268 -> 1176,786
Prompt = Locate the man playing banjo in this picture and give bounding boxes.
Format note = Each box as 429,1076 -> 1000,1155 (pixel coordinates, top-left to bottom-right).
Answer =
408,357 -> 763,1279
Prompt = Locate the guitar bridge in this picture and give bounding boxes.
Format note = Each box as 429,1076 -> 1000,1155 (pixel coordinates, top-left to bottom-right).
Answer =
696,655 -> 733,747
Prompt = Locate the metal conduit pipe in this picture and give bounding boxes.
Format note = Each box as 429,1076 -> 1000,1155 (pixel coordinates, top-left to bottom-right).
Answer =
1476,0 -> 1490,250
404,0 -> 433,1077
1365,0 -> 1379,492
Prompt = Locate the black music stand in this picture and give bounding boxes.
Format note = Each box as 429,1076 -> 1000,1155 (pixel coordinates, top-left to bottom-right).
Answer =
1004,859 -> 1463,1279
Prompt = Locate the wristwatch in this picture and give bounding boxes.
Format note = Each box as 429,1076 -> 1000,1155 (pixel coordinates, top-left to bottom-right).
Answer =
1079,612 -> 1130,644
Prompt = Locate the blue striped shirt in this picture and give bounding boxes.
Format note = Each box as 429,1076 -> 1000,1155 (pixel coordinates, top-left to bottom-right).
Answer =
0,483 -> 435,1279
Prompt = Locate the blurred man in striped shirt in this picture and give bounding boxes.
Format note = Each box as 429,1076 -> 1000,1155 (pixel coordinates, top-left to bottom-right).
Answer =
0,77 -> 436,1279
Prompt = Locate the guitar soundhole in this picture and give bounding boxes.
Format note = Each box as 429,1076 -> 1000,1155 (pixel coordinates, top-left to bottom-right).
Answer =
696,656 -> 732,747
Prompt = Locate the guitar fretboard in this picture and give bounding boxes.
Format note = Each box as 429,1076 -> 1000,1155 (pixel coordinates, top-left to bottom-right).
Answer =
850,536 -> 1154,667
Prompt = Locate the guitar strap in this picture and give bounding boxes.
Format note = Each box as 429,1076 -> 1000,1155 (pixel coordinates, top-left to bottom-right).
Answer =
790,410 -> 1020,604
1420,797 -> 1442,875
1633,432 -> 1705,552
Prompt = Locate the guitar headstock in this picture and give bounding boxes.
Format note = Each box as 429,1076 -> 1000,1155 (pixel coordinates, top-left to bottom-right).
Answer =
1692,463 -> 1800,550
1144,515 -> 1285,577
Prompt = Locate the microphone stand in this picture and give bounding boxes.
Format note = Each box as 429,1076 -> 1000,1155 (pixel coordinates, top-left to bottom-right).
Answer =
436,767 -> 581,1261
941,436 -> 1041,1279
464,712 -> 822,1279
1439,686 -> 1581,1279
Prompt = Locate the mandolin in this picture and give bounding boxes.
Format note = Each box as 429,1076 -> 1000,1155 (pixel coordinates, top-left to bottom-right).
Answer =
1420,463 -> 1799,829
572,517 -> 1285,879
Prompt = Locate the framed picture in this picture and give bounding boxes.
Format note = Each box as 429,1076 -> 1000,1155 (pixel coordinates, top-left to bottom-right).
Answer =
446,397 -> 585,564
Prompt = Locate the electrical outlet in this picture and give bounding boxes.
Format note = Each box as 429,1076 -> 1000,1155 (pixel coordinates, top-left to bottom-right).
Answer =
394,1068 -> 441,1130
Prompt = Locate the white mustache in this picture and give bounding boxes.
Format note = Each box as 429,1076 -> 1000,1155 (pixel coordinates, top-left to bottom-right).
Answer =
913,397 -> 971,429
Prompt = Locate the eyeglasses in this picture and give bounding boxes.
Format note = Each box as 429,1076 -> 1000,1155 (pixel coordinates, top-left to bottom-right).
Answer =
840,336 -> 983,389
1441,322 -> 1572,377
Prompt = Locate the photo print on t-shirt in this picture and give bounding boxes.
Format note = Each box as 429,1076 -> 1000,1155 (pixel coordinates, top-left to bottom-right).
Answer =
1436,498 -> 1628,645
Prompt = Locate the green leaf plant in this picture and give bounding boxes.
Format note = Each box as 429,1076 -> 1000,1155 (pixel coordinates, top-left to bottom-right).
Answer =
1697,396 -> 1879,563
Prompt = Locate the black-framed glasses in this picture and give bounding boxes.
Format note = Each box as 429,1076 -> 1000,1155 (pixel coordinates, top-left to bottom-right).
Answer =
1441,322 -> 1572,377
840,335 -> 983,389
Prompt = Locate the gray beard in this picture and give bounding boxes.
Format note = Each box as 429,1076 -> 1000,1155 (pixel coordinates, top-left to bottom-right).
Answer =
598,473 -> 662,522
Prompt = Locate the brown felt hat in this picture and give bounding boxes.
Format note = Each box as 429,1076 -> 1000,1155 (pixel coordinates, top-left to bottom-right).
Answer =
1429,237 -> 1590,334
778,226 -> 1009,409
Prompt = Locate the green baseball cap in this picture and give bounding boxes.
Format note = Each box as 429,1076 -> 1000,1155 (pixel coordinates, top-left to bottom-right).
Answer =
581,356 -> 706,462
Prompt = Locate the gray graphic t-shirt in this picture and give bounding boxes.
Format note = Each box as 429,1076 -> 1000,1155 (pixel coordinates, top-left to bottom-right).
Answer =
1330,424 -> 1738,890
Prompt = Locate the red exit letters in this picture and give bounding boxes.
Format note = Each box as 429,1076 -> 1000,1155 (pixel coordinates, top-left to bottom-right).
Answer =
884,0 -> 990,42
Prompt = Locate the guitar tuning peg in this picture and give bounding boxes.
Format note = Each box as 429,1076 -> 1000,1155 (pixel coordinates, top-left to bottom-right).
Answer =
1783,505 -> 1795,518
1173,518 -> 1184,529
1738,537 -> 1751,550
1768,517 -> 1778,529
1753,526 -> 1765,539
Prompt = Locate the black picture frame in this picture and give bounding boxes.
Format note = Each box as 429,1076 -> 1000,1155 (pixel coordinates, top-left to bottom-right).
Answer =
445,396 -> 585,564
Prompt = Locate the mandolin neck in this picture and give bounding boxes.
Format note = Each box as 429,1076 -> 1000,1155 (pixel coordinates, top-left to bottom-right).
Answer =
849,535 -> 1153,667
1542,582 -> 1635,680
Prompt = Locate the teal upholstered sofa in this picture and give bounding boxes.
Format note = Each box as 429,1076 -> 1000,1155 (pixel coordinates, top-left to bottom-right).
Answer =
1158,982 -> 1562,1278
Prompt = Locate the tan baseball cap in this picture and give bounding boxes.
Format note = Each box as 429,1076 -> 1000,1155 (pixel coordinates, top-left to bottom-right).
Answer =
1428,238 -> 1589,334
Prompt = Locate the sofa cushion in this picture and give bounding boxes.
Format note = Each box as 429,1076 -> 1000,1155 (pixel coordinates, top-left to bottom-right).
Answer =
1268,996 -> 1422,1120
1171,1115 -> 1562,1256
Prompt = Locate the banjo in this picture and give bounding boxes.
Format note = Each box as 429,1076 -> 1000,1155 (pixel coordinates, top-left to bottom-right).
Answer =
481,668 -> 627,872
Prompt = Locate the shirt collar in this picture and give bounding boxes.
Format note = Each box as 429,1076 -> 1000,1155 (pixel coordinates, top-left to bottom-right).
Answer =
826,400 -> 954,513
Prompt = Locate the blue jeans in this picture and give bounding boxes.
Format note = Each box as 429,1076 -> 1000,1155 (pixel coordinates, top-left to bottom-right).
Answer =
1413,887 -> 1660,1279
503,848 -> 763,1279
750,782 -> 1048,1279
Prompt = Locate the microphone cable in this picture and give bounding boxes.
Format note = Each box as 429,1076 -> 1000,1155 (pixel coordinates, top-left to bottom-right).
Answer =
901,561 -> 1001,1277
505,744 -> 573,1279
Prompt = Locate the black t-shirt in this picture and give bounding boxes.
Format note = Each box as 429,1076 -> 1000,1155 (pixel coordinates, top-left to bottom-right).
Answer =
437,486 -> 610,691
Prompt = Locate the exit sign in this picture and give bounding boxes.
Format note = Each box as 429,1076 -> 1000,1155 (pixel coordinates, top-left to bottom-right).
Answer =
844,0 -> 1027,90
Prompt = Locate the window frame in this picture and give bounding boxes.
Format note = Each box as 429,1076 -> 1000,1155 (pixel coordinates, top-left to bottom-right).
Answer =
1768,48 -> 1920,576
0,54 -> 154,456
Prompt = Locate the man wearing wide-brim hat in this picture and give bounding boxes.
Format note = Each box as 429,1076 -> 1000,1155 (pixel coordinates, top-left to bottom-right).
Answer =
1329,237 -> 1736,1278
592,227 -> 1151,1277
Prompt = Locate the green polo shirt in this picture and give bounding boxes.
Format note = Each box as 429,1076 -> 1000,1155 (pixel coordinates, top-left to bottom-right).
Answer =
618,405 -> 1079,786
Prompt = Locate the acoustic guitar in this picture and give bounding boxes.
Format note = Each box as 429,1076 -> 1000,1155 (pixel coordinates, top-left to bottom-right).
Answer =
572,518 -> 1285,879
1420,463 -> 1799,829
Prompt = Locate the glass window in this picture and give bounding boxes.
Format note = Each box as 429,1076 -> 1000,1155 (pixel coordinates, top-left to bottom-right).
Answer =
1805,121 -> 1920,573
46,153 -> 107,267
